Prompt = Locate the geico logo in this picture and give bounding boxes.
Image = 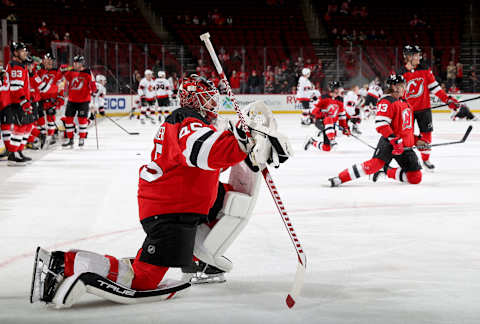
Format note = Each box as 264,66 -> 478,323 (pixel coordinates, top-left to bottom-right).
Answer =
107,98 -> 126,110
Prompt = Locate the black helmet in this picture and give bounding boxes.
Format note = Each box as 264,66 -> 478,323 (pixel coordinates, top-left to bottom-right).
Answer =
10,41 -> 27,53
328,80 -> 342,91
73,55 -> 85,63
386,74 -> 406,86
403,45 -> 422,56
44,52 -> 56,60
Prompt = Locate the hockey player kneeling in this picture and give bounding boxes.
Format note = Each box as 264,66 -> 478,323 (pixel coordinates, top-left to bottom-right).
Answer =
30,74 -> 292,308
328,74 -> 422,186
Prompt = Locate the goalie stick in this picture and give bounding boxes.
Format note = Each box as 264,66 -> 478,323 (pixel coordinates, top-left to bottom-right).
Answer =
200,32 -> 306,309
105,115 -> 140,135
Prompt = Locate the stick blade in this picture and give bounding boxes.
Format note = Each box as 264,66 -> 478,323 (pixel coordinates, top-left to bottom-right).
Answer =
461,125 -> 473,142
285,258 -> 306,309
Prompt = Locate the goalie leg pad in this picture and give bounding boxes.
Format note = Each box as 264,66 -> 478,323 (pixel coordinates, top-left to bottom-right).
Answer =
194,163 -> 261,272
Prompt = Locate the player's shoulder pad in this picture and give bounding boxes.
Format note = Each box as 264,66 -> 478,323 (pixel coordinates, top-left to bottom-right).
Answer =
165,107 -> 209,125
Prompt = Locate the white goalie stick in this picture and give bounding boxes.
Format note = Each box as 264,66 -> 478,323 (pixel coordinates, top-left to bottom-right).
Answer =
200,32 -> 306,309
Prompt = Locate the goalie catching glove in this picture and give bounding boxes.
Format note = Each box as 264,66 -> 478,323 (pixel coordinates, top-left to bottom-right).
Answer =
230,101 -> 293,170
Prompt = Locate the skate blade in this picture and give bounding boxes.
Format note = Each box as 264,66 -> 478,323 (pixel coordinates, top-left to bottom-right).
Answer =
189,274 -> 226,285
30,247 -> 51,303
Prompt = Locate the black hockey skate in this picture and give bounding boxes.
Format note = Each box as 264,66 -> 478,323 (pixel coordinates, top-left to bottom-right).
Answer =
18,151 -> 32,163
328,176 -> 341,187
372,165 -> 390,182
181,260 -> 226,284
304,137 -> 314,151
30,247 -> 65,303
62,138 -> 74,148
423,160 -> 435,171
7,151 -> 27,166
78,138 -> 85,147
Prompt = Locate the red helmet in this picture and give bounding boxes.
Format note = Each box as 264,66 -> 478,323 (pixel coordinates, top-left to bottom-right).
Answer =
179,74 -> 219,120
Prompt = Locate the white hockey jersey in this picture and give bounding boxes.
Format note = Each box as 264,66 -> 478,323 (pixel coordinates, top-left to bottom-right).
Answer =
367,81 -> 383,99
138,78 -> 156,100
93,82 -> 107,109
296,76 -> 314,101
343,90 -> 359,116
155,78 -> 172,98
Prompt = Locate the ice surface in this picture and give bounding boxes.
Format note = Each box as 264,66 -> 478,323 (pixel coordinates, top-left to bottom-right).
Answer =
0,114 -> 479,324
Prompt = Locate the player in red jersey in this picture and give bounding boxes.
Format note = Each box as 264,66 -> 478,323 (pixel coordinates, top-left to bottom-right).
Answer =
1,42 -> 32,166
304,80 -> 351,152
61,55 -> 97,148
37,52 -> 65,148
30,74 -> 291,308
328,74 -> 422,187
25,56 -> 43,150
397,45 -> 460,171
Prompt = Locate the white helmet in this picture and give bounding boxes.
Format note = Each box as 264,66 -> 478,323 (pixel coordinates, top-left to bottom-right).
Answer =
302,68 -> 311,77
144,69 -> 153,76
157,71 -> 166,78
96,74 -> 106,83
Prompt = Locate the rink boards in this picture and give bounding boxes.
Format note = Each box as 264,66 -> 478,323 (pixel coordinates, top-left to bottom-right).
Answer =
102,93 -> 480,115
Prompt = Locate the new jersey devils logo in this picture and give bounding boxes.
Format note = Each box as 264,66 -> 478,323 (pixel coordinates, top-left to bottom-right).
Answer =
402,108 -> 413,130
71,77 -> 84,90
406,78 -> 424,99
326,104 -> 339,117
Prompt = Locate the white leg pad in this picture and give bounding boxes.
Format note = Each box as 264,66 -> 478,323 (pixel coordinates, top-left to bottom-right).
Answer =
52,275 -> 87,309
194,162 -> 261,272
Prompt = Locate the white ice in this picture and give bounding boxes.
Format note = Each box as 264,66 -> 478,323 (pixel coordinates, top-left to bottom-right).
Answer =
0,113 -> 479,324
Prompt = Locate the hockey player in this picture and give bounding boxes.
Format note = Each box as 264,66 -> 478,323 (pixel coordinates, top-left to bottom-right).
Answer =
26,56 -> 43,150
450,104 -> 478,121
138,69 -> 157,124
328,74 -> 422,187
155,70 -> 172,122
363,78 -> 383,118
91,74 -> 107,116
30,74 -> 291,308
304,80 -> 351,152
37,52 -> 65,149
61,55 -> 97,148
2,42 -> 32,166
398,45 -> 460,170
343,85 -> 362,134
296,67 -> 315,125
0,63 -> 9,159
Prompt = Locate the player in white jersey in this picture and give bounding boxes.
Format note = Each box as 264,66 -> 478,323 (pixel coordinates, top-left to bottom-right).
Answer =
364,78 -> 383,118
343,85 -> 362,134
138,69 -> 157,124
155,71 -> 173,122
296,68 -> 315,125
93,74 -> 107,116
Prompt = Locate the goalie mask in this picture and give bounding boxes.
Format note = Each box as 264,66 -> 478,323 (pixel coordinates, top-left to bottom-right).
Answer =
179,74 -> 219,121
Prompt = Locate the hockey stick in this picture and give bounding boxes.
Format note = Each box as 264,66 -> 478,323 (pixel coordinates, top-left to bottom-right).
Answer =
105,115 -> 139,135
200,32 -> 306,309
430,95 -> 480,110
336,125 -> 376,150
414,125 -> 473,150
94,114 -> 99,150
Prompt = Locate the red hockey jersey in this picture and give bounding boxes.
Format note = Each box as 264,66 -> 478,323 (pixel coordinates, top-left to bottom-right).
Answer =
311,94 -> 348,127
7,61 -> 29,105
63,69 -> 96,103
137,107 -> 247,221
375,95 -> 415,147
397,64 -> 449,112
38,66 -> 63,100
29,71 -> 42,103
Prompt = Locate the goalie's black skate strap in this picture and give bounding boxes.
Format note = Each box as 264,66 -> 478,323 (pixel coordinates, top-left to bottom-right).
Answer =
66,272 -> 190,304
